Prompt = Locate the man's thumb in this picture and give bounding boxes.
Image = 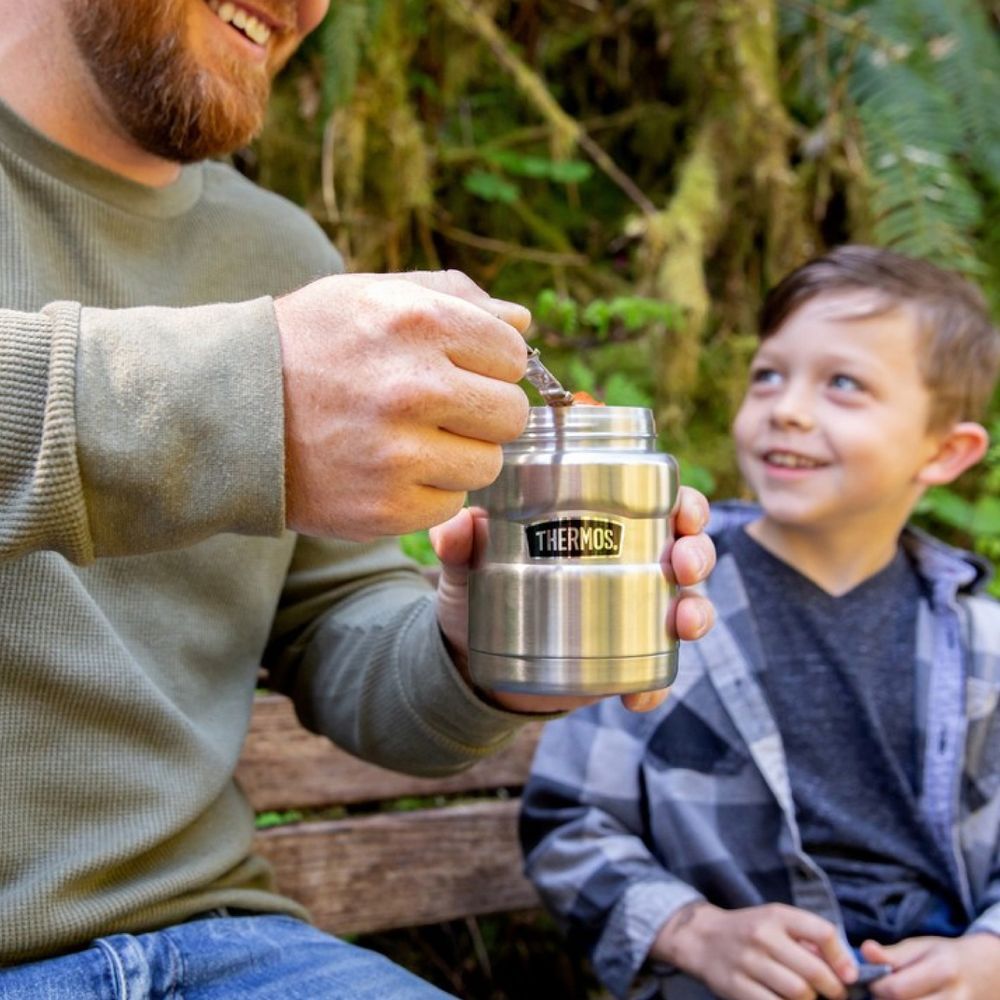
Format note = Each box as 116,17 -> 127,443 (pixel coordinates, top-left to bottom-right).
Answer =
429,507 -> 476,572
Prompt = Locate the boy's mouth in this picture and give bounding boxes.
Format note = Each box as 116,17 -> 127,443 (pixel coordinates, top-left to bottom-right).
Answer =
762,450 -> 828,470
205,0 -> 275,46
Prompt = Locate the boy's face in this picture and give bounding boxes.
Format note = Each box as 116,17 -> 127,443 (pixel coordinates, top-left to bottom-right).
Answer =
732,291 -> 944,537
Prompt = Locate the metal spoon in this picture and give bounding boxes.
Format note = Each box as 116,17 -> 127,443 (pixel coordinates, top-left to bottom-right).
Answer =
524,345 -> 574,407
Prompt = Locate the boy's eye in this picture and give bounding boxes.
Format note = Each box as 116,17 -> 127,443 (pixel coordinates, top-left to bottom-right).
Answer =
829,373 -> 863,392
750,367 -> 782,386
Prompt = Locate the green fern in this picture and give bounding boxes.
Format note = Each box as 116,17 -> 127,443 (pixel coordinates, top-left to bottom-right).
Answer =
317,0 -> 386,112
782,0 -> 999,277
907,0 -> 1000,180
845,0 -> 993,271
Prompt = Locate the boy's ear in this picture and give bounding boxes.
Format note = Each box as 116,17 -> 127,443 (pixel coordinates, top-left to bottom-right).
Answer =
917,422 -> 990,487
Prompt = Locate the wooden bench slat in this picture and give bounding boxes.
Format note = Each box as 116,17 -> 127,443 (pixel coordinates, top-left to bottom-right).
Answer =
238,695 -> 543,811
253,799 -> 540,935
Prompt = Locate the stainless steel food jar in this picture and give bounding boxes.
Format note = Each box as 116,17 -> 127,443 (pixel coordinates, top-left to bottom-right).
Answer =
467,405 -> 679,695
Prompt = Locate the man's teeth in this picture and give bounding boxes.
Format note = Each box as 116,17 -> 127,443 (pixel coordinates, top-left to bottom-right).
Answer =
766,451 -> 823,469
207,0 -> 272,45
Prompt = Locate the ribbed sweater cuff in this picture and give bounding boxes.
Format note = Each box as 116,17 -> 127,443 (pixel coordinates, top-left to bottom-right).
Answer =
384,596 -> 538,765
76,297 -> 285,555
0,302 -> 91,562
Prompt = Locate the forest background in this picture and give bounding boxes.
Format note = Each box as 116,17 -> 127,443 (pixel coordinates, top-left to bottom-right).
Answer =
246,1 -> 1000,996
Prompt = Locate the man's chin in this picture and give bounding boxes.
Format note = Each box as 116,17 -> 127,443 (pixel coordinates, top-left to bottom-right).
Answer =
131,73 -> 269,163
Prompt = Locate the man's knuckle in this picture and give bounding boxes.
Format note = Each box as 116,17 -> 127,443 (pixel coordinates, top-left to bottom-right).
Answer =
436,492 -> 466,524
468,447 -> 504,490
498,390 -> 530,438
391,300 -> 441,335
443,268 -> 478,294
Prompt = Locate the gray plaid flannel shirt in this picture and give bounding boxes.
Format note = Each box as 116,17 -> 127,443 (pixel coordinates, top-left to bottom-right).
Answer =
521,503 -> 1000,999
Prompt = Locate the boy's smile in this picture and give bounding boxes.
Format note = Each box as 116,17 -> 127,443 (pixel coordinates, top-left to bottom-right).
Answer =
733,291 -> 944,545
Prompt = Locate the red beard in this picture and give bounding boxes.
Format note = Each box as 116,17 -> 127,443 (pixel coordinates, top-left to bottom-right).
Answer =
65,0 -> 297,162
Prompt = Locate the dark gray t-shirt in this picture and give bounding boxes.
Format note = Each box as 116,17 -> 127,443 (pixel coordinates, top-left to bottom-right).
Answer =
724,526 -> 963,944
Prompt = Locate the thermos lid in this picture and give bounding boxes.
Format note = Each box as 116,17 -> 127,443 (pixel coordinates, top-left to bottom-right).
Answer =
507,405 -> 658,452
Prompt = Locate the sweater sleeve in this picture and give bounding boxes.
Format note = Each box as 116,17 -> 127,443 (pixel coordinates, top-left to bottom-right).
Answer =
0,302 -> 90,562
521,703 -> 705,999
263,534 -> 538,776
0,297 -> 285,563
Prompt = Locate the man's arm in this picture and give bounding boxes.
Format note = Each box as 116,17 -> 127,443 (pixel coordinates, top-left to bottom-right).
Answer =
1,271 -> 531,563
261,532 -> 540,775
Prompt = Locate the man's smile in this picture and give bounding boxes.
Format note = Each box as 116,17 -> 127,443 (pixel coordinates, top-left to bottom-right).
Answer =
204,0 -> 277,47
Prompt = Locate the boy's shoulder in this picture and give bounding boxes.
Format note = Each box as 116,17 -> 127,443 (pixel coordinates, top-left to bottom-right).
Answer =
900,524 -> 995,597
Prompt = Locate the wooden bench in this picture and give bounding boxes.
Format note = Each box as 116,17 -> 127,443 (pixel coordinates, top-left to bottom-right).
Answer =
236,693 -> 544,936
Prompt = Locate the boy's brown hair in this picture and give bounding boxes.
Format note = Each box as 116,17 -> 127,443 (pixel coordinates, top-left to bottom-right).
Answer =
760,245 -> 1000,430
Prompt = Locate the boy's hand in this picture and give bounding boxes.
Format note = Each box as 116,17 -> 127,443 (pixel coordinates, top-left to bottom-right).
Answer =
430,485 -> 715,714
863,933 -> 1000,998
652,901 -> 858,1000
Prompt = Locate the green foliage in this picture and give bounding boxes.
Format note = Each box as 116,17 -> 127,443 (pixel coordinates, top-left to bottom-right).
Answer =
260,4 -> 1000,513
254,809 -> 304,830
315,0 -> 386,112
799,0 -> 1000,279
463,169 -> 520,204
400,530 -> 438,566
534,290 -> 680,342
483,150 -> 594,184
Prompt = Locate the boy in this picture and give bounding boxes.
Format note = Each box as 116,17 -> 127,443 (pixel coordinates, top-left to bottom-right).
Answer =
520,246 -> 1000,1000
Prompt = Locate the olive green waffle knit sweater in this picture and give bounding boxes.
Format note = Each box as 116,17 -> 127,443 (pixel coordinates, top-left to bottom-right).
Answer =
0,100 -> 525,965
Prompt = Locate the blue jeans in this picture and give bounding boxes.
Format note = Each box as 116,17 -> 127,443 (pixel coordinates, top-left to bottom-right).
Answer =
0,912 -> 456,999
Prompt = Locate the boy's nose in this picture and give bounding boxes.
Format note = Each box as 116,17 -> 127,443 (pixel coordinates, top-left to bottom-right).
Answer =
769,386 -> 815,430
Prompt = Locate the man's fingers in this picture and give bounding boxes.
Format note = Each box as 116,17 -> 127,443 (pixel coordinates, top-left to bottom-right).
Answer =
370,279 -> 529,383
434,372 -> 530,443
487,297 -> 532,334
413,431 -> 503,492
385,269 -> 533,335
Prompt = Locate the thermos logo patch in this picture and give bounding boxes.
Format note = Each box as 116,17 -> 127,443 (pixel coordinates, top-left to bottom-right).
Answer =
526,518 -> 623,559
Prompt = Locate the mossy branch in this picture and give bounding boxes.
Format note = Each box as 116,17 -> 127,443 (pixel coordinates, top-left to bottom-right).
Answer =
436,0 -> 656,214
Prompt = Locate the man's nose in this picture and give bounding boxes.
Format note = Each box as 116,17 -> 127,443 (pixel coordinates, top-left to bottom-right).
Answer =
769,382 -> 815,430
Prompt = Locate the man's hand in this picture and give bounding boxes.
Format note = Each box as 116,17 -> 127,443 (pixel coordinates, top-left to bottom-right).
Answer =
430,485 -> 716,714
651,901 -> 858,1000
275,270 -> 531,540
863,933 -> 1000,998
